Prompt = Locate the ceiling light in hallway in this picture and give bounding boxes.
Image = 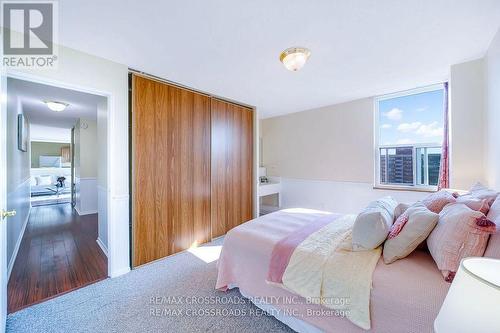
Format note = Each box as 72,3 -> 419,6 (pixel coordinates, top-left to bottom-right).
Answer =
44,100 -> 69,112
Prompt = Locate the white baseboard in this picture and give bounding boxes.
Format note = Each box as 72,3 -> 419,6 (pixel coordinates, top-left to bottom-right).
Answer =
96,237 -> 108,257
109,267 -> 130,278
8,206 -> 31,279
74,205 -> 98,216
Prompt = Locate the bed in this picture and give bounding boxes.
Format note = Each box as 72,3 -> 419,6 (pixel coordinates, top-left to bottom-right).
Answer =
216,208 -> 451,333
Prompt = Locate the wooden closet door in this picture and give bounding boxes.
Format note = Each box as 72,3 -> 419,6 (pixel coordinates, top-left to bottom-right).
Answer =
211,99 -> 254,238
132,75 -> 211,267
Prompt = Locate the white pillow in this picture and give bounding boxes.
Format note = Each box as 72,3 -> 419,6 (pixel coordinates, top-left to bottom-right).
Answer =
36,175 -> 52,186
383,203 -> 439,264
487,195 -> 500,223
394,202 -> 410,219
466,182 -> 499,205
485,196 -> 500,260
352,196 -> 398,251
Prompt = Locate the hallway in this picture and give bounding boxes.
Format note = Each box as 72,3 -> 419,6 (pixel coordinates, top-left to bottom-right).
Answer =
7,204 -> 107,313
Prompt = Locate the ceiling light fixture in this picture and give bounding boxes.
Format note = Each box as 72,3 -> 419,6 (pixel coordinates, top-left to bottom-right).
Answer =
279,47 -> 311,71
44,100 -> 69,112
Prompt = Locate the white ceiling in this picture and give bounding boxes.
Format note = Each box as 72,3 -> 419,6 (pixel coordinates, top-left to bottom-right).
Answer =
7,77 -> 103,128
58,0 -> 500,118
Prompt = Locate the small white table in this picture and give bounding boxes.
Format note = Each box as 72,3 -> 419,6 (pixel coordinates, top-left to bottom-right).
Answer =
258,177 -> 281,214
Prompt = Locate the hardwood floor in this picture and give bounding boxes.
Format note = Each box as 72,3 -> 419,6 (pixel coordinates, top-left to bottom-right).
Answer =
7,203 -> 107,313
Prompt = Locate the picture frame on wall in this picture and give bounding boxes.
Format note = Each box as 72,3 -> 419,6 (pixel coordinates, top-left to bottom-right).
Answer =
18,114 -> 28,152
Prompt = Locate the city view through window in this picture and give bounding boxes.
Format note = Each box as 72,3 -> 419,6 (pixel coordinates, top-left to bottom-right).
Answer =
377,86 -> 445,187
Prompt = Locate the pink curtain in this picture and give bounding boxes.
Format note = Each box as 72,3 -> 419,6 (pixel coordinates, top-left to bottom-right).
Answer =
438,82 -> 449,190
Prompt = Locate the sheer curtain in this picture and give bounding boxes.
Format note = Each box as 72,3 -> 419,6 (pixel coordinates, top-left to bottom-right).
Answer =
438,82 -> 449,190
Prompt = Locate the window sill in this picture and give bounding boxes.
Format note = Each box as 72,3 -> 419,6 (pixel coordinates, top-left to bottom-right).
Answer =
373,185 -> 437,193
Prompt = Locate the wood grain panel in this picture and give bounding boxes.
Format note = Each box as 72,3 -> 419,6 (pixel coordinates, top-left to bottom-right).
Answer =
211,99 -> 254,238
192,93 -> 212,246
155,80 -> 170,259
132,76 -> 158,266
132,75 -> 211,267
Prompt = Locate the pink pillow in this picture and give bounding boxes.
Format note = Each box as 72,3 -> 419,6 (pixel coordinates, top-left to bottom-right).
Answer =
388,213 -> 409,239
456,196 -> 490,215
427,203 -> 496,282
422,190 -> 456,213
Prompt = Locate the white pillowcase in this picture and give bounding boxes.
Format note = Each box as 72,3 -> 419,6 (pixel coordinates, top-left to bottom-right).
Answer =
394,202 -> 410,219
485,196 -> 500,260
466,182 -> 499,205
35,175 -> 52,186
383,203 -> 439,264
487,195 -> 500,223
352,196 -> 398,251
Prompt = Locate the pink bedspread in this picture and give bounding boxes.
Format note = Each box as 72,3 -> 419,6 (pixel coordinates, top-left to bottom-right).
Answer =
216,209 -> 450,333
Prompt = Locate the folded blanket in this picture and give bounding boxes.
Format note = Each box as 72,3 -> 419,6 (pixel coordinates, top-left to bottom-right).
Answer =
267,214 -> 381,330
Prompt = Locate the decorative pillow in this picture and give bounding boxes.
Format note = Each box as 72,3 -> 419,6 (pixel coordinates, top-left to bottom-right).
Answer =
421,190 -> 456,213
487,195 -> 500,223
465,182 -> 499,206
456,196 -> 490,215
388,213 -> 409,239
394,203 -> 410,220
35,175 -> 52,186
427,203 -> 496,282
485,196 -> 500,259
352,196 -> 398,251
383,203 -> 439,264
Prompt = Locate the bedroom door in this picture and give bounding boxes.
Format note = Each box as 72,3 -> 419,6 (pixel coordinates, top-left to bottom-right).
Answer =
211,99 -> 254,238
0,74 -> 9,332
131,74 -> 211,267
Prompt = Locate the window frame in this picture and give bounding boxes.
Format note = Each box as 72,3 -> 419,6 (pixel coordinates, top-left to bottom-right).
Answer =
373,84 -> 445,192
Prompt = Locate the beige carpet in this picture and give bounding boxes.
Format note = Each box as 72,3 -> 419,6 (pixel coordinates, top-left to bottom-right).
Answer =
7,239 -> 294,333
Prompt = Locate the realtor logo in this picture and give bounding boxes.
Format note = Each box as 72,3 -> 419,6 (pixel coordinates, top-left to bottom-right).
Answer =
1,1 -> 58,68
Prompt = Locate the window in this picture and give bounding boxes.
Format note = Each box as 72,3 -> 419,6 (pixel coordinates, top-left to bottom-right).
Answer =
375,84 -> 445,190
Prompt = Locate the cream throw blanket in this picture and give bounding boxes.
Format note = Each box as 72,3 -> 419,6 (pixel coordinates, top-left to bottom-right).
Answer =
281,214 -> 382,330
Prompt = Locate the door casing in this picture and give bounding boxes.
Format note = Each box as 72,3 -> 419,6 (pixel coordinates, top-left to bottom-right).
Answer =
1,72 -> 9,333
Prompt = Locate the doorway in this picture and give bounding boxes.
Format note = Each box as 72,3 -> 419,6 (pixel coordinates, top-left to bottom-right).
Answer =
5,77 -> 109,312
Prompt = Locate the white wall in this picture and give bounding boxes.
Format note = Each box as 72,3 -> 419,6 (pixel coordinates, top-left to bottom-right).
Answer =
281,179 -> 433,214
75,118 -> 97,179
30,124 -> 71,143
5,90 -> 31,278
7,41 -> 130,278
262,98 -> 374,182
485,29 -> 500,189
450,59 -> 487,189
261,72 -> 489,213
74,118 -> 98,216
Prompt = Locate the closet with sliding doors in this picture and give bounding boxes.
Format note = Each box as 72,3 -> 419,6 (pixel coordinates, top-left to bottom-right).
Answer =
130,73 -> 254,267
